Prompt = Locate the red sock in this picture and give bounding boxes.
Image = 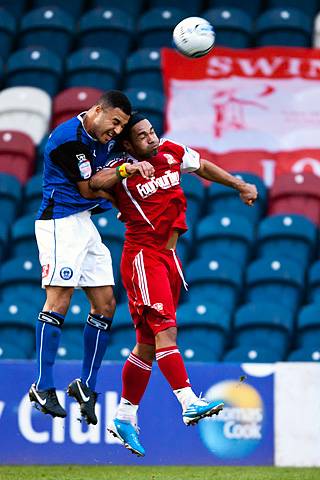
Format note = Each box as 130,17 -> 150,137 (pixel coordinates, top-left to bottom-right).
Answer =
156,345 -> 191,390
122,352 -> 152,405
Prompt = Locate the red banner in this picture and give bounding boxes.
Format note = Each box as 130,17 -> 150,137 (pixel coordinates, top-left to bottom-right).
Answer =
162,47 -> 320,185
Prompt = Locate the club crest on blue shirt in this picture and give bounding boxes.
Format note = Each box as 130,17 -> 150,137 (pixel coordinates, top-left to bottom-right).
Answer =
60,267 -> 73,280
76,153 -> 92,179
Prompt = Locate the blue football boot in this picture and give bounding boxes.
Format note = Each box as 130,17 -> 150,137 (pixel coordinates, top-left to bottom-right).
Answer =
183,398 -> 224,426
108,418 -> 145,457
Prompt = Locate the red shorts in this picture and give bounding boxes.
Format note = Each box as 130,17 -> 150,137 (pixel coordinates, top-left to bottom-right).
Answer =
120,246 -> 183,345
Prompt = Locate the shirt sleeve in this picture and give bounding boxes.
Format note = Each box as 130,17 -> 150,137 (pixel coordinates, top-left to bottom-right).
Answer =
180,145 -> 201,173
50,141 -> 94,182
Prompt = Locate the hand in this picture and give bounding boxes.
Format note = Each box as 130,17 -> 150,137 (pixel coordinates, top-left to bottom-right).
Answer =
238,182 -> 258,206
126,161 -> 155,179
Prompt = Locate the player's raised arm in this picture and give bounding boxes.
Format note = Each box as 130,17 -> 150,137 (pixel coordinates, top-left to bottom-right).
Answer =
90,161 -> 155,191
195,158 -> 258,206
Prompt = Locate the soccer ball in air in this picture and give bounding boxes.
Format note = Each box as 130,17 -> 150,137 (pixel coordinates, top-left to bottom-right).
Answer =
173,17 -> 215,58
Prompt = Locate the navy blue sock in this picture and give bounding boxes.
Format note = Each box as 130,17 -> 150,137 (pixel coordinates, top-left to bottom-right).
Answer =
81,313 -> 112,391
36,311 -> 64,391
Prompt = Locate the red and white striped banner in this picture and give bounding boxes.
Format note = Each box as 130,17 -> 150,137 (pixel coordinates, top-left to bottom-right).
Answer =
162,46 -> 320,185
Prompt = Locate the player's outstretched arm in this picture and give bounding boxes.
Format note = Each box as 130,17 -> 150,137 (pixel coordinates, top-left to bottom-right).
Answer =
90,161 -> 155,191
195,159 -> 258,206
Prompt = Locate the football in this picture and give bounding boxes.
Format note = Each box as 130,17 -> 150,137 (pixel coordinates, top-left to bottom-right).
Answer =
173,16 -> 215,58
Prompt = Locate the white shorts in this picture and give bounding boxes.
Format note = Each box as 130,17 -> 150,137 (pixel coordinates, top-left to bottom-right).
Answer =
35,210 -> 115,288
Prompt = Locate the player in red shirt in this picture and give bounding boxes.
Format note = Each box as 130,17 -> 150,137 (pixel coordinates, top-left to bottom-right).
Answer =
90,112 -> 257,457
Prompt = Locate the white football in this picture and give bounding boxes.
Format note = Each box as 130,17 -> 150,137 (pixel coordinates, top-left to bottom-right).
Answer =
173,17 -> 215,58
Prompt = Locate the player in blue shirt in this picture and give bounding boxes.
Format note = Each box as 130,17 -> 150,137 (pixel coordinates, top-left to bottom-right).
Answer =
29,90 -> 131,424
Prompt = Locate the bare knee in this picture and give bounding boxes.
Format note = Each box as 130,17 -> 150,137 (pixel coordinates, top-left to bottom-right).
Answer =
91,295 -> 116,317
133,343 -> 155,363
155,327 -> 177,350
43,286 -> 74,316
85,286 -> 116,317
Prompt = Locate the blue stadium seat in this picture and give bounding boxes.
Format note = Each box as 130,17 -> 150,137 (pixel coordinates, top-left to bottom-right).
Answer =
65,48 -> 122,91
177,302 -> 231,361
19,7 -> 74,57
246,257 -> 304,312
308,261 -> 320,304
208,0 -> 263,19
78,8 -> 134,60
233,302 -> 294,357
0,173 -> 22,225
0,340 -> 32,359
24,173 -> 42,215
0,8 -> 16,60
11,214 -> 37,258
257,214 -> 316,268
150,0 -> 202,16
108,302 -> 135,360
90,0 -> 144,18
6,47 -> 63,96
0,256 -> 41,303
268,0 -> 319,18
180,173 -> 206,228
223,345 -> 284,362
124,88 -> 165,137
33,0 -> 85,19
125,49 -> 163,92
176,228 -> 192,266
296,304 -> 320,350
287,347 -> 320,362
5,286 -> 45,310
196,213 -> 254,267
0,299 -> 38,358
207,172 -> 267,224
203,8 -> 253,48
0,221 -> 8,261
137,8 -> 186,49
255,8 -> 312,47
185,257 -> 243,312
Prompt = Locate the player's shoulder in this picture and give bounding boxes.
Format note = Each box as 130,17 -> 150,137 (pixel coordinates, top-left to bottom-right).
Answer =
49,116 -> 82,145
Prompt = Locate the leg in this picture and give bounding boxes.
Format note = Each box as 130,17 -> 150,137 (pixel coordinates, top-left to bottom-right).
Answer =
67,285 -> 115,425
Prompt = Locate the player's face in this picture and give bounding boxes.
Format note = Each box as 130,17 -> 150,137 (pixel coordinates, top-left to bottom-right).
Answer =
128,120 -> 160,158
91,106 -> 130,144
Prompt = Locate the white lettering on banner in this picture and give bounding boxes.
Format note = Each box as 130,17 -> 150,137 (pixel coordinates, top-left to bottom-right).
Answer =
224,421 -> 262,439
137,170 -> 180,199
105,392 -> 121,444
69,403 -> 101,444
19,393 -> 50,443
0,401 -> 5,420
291,158 -> 320,176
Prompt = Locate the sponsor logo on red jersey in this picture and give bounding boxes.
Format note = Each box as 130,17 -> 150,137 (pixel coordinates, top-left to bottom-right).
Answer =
137,170 -> 180,198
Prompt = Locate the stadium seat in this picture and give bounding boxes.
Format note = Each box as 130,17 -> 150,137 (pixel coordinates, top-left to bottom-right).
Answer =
5,286 -> 45,310
124,88 -> 165,137
35,135 -> 48,173
255,8 -> 312,47
203,8 -> 253,49
0,340 -> 32,359
24,173 -> 42,215
90,0 -> 144,18
185,257 -> 243,312
177,302 -> 231,361
125,49 -> 163,92
269,173 -> 320,227
0,130 -> 35,183
180,173 -> 206,228
208,0 -> 262,19
287,347 -> 320,362
233,302 -> 294,357
107,302 -> 135,360
19,7 -> 74,57
33,0 -> 85,19
52,87 -> 103,129
0,87 -> 51,147
0,256 -> 41,303
0,0 -> 27,20
0,8 -> 16,60
0,173 -> 22,225
6,47 -> 63,97
137,8 -> 186,49
65,48 -> 122,91
78,8 -> 134,60
0,299 -> 38,358
0,221 -> 8,261
308,260 -> 320,304
296,304 -> 320,349
196,213 -> 254,267
149,0 -> 202,16
223,345 -> 284,362
11,214 -> 37,258
268,0 -> 319,18
246,257 -> 305,312
257,214 -> 317,268
207,172 -> 267,224
176,228 -> 192,265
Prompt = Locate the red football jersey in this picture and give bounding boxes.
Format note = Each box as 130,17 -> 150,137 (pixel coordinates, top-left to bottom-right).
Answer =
107,139 -> 200,249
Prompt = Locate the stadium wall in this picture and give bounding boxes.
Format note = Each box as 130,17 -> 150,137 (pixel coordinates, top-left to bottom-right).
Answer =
0,361 -> 318,466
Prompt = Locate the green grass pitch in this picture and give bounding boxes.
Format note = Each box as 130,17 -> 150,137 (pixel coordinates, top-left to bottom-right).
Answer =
0,466 -> 319,480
